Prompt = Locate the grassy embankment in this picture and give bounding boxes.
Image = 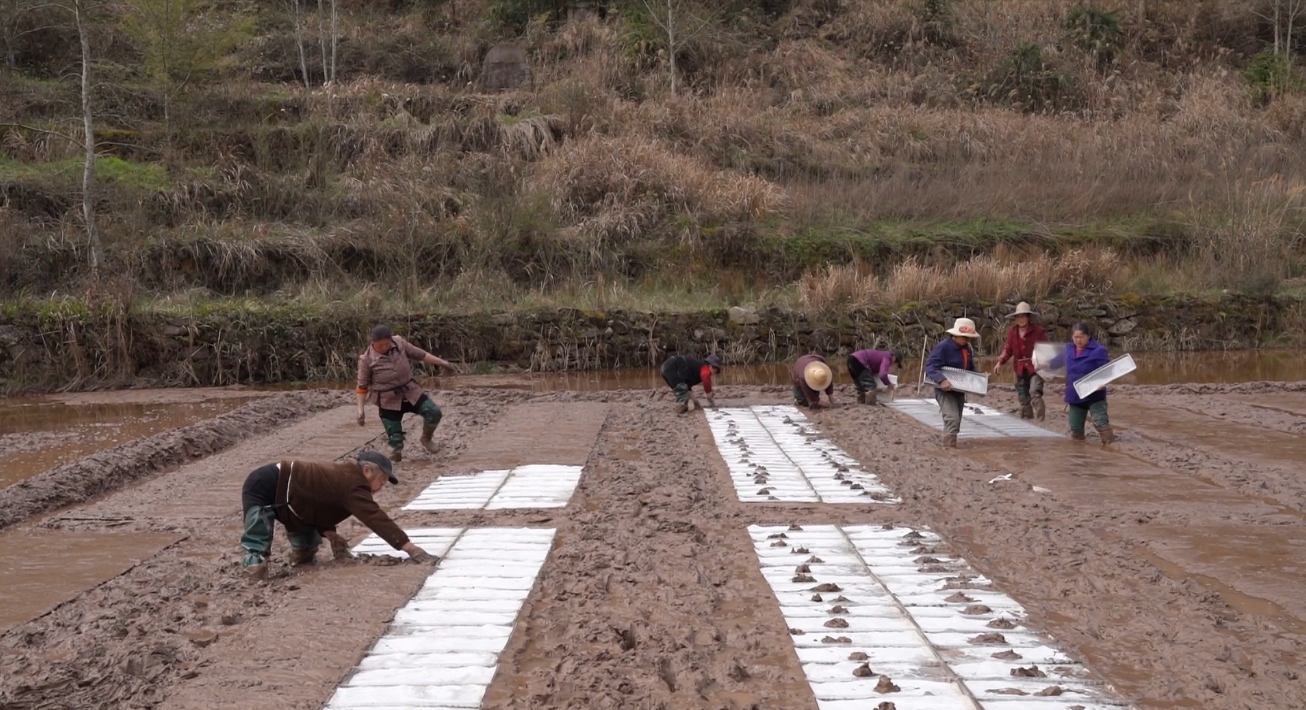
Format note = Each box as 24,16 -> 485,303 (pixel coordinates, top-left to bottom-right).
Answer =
1,0 -> 1305,324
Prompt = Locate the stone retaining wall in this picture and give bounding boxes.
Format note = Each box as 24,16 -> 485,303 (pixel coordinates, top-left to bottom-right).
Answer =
0,294 -> 1298,390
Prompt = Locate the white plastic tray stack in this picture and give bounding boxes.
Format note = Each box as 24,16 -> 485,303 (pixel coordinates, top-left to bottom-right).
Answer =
1032,342 -> 1067,379
1073,354 -> 1137,399
940,367 -> 989,396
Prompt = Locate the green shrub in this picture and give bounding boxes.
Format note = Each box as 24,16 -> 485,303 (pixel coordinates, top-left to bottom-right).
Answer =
914,0 -> 957,46
985,42 -> 1076,113
1063,6 -> 1121,71
1245,50 -> 1299,106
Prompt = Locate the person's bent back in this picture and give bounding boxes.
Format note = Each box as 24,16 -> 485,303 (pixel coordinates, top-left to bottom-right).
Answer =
239,450 -> 432,580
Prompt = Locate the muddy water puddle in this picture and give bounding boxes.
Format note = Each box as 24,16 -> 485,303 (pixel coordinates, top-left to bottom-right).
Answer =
277,349 -> 1306,394
0,395 -> 260,489
0,529 -> 182,631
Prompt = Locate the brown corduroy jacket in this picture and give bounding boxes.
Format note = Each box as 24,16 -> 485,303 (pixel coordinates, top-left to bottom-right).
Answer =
273,460 -> 409,550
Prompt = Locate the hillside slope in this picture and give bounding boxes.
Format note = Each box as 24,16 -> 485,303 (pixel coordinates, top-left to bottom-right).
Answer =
1,0 -> 1304,316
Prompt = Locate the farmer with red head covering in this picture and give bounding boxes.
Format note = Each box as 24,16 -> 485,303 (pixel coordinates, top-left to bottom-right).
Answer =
660,353 -> 723,413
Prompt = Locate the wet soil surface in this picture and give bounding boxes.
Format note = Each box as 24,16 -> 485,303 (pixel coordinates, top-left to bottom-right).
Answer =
0,390 -> 265,489
0,391 -> 346,531
0,382 -> 1305,709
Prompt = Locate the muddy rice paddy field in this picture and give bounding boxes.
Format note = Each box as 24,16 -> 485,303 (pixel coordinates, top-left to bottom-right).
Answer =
2,377 -> 1306,710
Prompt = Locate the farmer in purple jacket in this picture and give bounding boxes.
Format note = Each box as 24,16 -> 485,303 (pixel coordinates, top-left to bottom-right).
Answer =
847,349 -> 902,405
1051,322 -> 1116,444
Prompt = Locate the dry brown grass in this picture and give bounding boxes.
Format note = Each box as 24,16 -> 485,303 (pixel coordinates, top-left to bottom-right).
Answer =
529,134 -> 784,248
798,247 -> 1123,311
5,1 -> 1306,304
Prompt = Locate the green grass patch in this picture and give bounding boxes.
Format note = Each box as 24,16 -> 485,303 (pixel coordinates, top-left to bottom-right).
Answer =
0,155 -> 170,191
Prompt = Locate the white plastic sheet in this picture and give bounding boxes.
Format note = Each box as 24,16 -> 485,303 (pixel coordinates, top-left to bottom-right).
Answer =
405,465 -> 584,511
705,406 -> 898,504
888,399 -> 1061,439
750,524 -> 1126,710
327,527 -> 556,710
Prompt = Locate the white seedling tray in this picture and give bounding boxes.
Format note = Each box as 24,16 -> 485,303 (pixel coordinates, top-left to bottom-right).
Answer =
940,367 -> 988,395
1032,342 -> 1066,379
1073,354 -> 1136,399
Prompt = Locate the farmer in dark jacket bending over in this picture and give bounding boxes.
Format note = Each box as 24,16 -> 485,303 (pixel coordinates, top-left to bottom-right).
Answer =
848,349 -> 902,405
793,353 -> 836,408
991,302 -> 1048,420
1053,321 -> 1116,444
660,354 -> 723,413
239,450 -> 434,580
925,317 -> 981,448
357,325 -> 457,462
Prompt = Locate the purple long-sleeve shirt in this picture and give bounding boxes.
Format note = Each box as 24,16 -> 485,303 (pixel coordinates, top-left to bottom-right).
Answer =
850,350 -> 895,387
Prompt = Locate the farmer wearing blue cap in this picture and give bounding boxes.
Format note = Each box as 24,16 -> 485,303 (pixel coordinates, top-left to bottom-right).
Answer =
238,450 -> 434,581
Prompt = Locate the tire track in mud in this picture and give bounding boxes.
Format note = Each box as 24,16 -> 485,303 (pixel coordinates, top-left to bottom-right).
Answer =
481,402 -> 817,710
813,396 -> 1306,710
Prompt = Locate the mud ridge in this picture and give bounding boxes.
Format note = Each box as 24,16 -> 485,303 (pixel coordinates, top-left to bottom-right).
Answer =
0,390 -> 348,531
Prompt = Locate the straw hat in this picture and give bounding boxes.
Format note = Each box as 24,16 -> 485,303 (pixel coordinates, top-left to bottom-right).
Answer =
946,317 -> 981,338
1007,302 -> 1037,318
803,361 -> 833,390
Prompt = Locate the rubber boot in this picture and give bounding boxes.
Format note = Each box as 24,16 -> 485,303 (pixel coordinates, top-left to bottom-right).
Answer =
389,447 -> 403,463
420,423 -> 438,454
1071,431 -> 1086,441
1032,397 -> 1046,421
290,546 -> 318,566
1019,403 -> 1034,420
243,563 -> 268,581
1097,425 -> 1116,445
942,433 -> 957,449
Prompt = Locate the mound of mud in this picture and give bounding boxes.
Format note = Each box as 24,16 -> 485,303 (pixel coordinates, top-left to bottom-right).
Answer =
0,390 -> 347,530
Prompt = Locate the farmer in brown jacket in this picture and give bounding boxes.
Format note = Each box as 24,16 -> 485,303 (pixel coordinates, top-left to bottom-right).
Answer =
239,450 -> 434,580
357,325 -> 458,462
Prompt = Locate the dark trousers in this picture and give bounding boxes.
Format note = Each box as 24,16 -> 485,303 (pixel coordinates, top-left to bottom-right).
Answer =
378,393 -> 442,450
847,357 -> 880,396
661,360 -> 693,404
239,464 -> 318,567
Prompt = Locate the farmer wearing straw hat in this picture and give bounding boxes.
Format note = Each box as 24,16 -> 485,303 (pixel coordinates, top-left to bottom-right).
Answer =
992,302 -> 1048,420
925,317 -> 981,448
848,349 -> 902,405
792,353 -> 837,408
660,353 -> 723,414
